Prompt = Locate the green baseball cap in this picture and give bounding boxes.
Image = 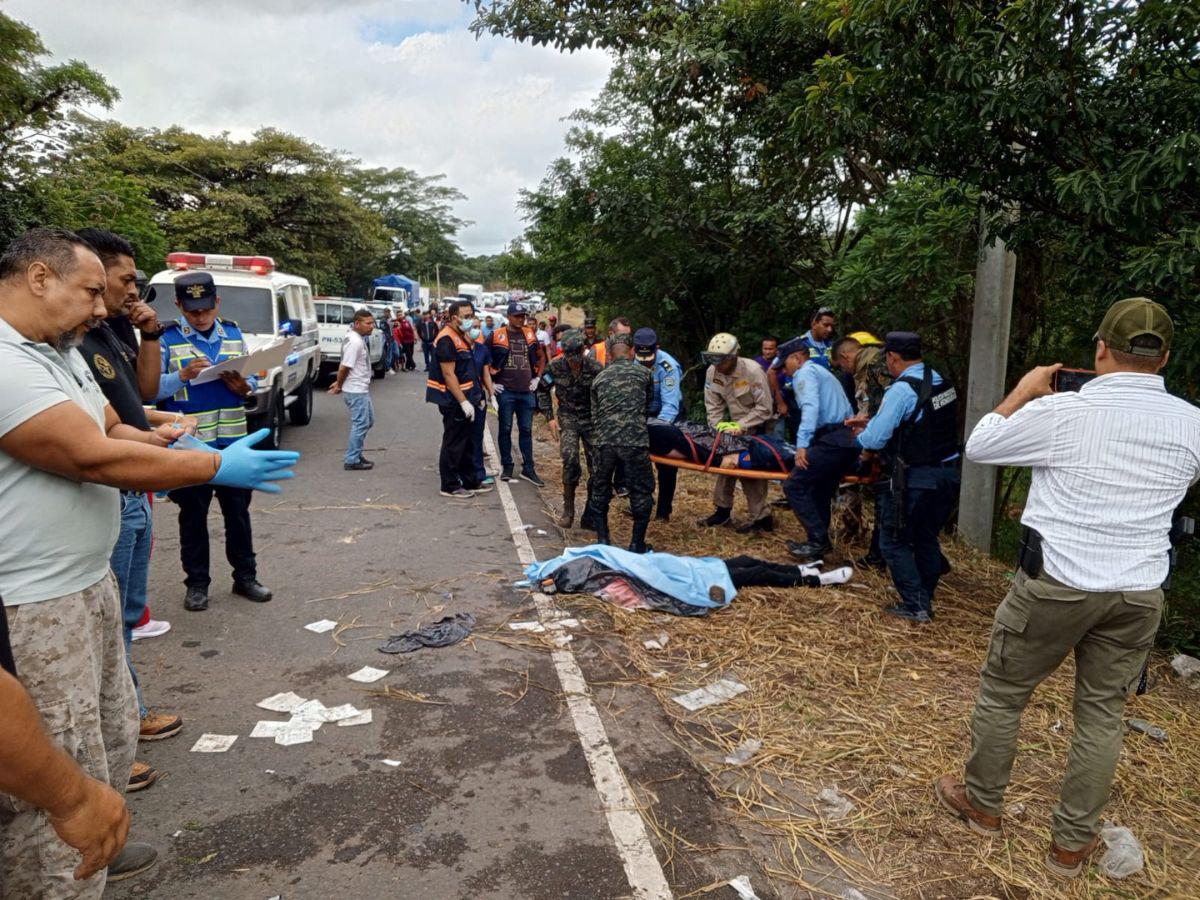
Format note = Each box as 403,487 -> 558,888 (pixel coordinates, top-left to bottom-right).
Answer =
1094,297 -> 1173,357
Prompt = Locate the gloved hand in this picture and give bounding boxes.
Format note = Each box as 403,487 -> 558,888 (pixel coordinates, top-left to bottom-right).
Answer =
529,377 -> 540,392
493,383 -> 506,395
210,429 -> 300,494
460,399 -> 475,421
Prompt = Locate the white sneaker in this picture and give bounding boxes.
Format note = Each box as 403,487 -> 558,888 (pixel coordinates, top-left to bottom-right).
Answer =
131,619 -> 172,641
818,566 -> 854,586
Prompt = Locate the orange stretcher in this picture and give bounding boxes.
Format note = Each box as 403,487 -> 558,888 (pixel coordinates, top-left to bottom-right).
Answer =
649,454 -> 879,485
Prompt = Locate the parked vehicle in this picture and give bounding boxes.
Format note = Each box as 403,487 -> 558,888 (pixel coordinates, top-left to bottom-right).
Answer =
315,298 -> 386,381
147,253 -> 320,449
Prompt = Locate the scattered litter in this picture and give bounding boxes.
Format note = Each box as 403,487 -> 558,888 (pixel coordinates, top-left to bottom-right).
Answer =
1170,653 -> 1200,679
1099,823 -> 1145,878
303,619 -> 338,634
841,890 -> 868,900
1008,802 -> 1026,817
517,524 -> 535,531
338,709 -> 373,727
381,759 -> 402,767
257,692 -> 308,713
723,738 -> 763,766
649,670 -> 667,679
191,734 -> 238,753
290,699 -> 329,724
508,621 -> 546,633
552,633 -> 574,647
672,677 -> 748,711
888,764 -> 911,778
1050,718 -> 1064,733
265,770 -> 275,774
1127,717 -> 1168,743
274,723 -> 315,747
816,786 -> 855,819
250,721 -> 291,739
727,875 -> 760,899
171,830 -> 183,838
338,535 -> 355,544
378,612 -> 476,654
545,617 -> 580,630
348,666 -> 389,683
643,632 -> 670,651
319,704 -> 362,723
511,579 -> 531,588
535,529 -> 548,536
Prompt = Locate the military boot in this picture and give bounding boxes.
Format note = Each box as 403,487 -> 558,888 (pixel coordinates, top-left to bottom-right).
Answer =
557,483 -> 577,528
594,515 -> 611,546
627,519 -> 653,554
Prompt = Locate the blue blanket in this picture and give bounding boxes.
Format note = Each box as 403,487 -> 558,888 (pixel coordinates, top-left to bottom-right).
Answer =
524,546 -> 737,610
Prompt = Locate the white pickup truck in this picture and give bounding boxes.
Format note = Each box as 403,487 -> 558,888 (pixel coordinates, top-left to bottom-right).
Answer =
146,253 -> 321,449
315,298 -> 385,380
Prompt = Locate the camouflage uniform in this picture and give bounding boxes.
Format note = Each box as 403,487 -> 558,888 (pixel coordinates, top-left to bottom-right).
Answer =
537,350 -> 603,488
586,349 -> 656,548
0,572 -> 138,899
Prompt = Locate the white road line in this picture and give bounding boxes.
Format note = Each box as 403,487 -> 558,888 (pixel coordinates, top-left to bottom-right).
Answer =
483,427 -> 672,900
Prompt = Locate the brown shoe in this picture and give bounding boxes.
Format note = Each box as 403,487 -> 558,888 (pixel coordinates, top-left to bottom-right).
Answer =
139,711 -> 183,742
128,761 -> 158,792
934,775 -> 1001,836
1047,835 -> 1101,878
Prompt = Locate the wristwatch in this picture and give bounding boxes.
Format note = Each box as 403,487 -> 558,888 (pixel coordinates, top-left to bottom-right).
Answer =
140,325 -> 167,341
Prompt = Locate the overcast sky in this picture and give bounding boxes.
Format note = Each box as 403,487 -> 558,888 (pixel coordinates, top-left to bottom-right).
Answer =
7,0 -> 611,256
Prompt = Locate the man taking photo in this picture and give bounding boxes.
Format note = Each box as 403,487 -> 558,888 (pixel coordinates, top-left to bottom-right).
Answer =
935,298 -> 1200,878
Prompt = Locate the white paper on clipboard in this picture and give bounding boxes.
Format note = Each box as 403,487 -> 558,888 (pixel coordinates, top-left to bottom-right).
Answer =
190,337 -> 295,386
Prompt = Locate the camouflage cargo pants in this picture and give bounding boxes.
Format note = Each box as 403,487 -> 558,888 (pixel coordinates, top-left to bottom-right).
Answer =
0,572 -> 138,899
559,417 -> 595,488
588,445 -> 655,524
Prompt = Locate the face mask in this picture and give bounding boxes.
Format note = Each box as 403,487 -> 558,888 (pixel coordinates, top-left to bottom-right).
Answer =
459,316 -> 475,330
468,326 -> 482,340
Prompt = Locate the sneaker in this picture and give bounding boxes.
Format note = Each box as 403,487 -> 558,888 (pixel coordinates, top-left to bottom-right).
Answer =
440,487 -> 472,499
934,775 -> 1002,837
139,711 -> 183,742
127,761 -> 158,793
520,470 -> 546,488
480,476 -> 496,486
344,460 -> 374,471
469,482 -> 494,495
107,842 -> 158,882
501,466 -> 514,482
884,603 -> 933,623
131,618 -> 171,641
787,540 -> 832,560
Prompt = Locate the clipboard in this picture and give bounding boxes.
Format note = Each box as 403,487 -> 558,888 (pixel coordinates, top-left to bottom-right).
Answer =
190,337 -> 295,385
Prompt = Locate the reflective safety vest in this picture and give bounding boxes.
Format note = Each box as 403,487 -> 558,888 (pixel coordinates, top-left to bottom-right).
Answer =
159,319 -> 249,448
425,326 -> 482,407
589,340 -> 608,366
488,324 -> 540,375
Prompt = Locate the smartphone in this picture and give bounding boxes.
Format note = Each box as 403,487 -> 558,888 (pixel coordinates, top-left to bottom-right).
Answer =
1053,367 -> 1097,393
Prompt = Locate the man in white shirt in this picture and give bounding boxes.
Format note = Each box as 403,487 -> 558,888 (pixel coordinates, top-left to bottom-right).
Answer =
935,298 -> 1200,878
328,309 -> 376,471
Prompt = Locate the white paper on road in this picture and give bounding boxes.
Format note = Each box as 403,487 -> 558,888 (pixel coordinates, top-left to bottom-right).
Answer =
274,723 -> 315,746
337,709 -> 373,727
250,721 -> 291,739
545,618 -> 580,630
304,619 -> 338,634
257,691 -> 309,713
347,666 -> 389,683
381,759 -> 402,767
191,734 -> 238,753
672,677 -> 749,711
508,621 -> 545,632
290,700 -> 329,727
319,703 -> 361,723
729,875 -> 761,900
190,337 -> 295,385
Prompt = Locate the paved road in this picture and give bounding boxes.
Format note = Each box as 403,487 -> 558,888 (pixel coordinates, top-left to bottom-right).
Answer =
109,369 -> 753,900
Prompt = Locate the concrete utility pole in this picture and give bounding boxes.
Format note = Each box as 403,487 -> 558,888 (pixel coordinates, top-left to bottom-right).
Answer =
435,263 -> 442,301
958,212 -> 1017,552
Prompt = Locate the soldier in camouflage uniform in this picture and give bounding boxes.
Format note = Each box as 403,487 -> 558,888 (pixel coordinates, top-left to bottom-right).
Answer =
585,333 -> 656,552
538,329 -> 604,528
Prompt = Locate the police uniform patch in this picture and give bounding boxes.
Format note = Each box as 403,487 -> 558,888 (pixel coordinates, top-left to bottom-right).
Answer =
93,353 -> 116,380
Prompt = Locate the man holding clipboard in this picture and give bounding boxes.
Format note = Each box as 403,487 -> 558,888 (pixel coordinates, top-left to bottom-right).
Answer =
156,272 -> 274,612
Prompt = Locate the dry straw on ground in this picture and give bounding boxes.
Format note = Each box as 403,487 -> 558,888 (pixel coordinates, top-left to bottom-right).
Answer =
532,430 -> 1200,898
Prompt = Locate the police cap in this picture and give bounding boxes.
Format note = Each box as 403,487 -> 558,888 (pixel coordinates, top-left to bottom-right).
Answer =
772,336 -> 809,368
175,271 -> 217,311
506,301 -> 528,317
633,327 -> 658,359
884,331 -> 922,358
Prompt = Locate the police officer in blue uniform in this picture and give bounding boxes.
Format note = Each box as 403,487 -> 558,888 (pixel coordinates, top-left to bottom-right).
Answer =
157,272 -> 272,611
633,327 -> 685,520
852,332 -> 960,623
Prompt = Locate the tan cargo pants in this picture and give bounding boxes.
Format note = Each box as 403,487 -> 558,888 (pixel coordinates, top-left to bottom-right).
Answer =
0,573 -> 138,899
714,474 -> 769,522
964,569 -> 1161,850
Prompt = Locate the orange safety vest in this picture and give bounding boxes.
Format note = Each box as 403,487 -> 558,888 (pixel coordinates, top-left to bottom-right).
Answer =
489,324 -> 540,374
424,326 -> 479,406
590,340 -> 608,366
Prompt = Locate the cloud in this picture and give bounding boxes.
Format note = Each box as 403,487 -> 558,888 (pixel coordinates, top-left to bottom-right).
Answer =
7,0 -> 611,256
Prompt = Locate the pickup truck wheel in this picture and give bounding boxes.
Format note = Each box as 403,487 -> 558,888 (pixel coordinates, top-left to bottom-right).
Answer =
254,389 -> 284,450
288,372 -> 314,426
372,357 -> 386,380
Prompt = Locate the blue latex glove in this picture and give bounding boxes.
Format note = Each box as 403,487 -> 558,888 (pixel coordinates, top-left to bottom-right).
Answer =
210,429 -> 300,493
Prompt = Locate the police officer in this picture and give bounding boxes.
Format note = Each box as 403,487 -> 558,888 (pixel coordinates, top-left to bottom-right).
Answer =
157,272 -> 273,612
538,329 -> 603,528
586,333 -> 656,552
427,299 -> 488,498
633,327 -> 684,521
851,332 -> 959,622
701,333 -> 776,533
